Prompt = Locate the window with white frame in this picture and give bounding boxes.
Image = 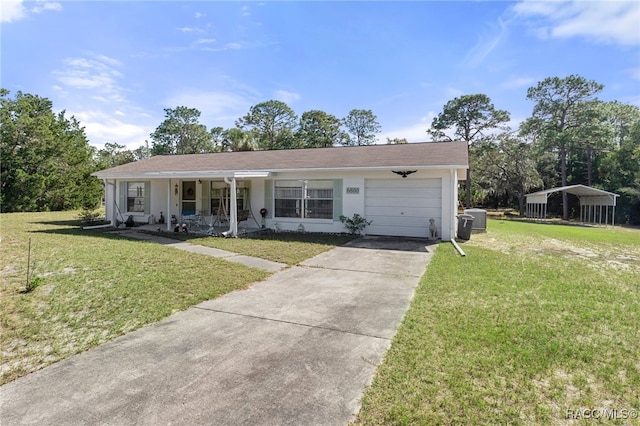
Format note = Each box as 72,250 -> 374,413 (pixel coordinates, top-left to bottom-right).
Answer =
126,182 -> 145,213
274,180 -> 333,219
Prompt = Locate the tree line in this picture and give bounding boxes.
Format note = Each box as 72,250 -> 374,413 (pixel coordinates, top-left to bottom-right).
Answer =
429,76 -> 639,224
1,75 -> 639,224
147,102 -> 382,155
0,89 -> 103,212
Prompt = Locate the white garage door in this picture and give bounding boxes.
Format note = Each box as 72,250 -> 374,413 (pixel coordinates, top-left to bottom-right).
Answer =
365,178 -> 441,238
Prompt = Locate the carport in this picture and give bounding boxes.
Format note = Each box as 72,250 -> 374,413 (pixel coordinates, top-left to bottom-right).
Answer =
525,184 -> 619,226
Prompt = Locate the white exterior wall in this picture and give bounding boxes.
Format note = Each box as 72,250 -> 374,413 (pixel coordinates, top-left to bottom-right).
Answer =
262,171 -> 351,234
106,168 -> 459,239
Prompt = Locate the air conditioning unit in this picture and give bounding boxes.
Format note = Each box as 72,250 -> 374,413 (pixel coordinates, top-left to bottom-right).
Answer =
464,209 -> 487,232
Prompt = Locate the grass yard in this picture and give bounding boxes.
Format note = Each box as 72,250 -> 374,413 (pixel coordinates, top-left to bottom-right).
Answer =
355,220 -> 640,425
152,231 -> 356,265
0,211 -> 349,385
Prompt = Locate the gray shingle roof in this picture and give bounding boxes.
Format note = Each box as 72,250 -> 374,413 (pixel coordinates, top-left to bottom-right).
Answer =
93,141 -> 468,178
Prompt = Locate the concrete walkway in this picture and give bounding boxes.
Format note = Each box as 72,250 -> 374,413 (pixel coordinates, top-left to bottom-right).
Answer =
112,229 -> 288,272
0,236 -> 437,426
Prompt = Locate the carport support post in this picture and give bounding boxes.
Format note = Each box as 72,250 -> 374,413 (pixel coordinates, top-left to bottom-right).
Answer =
612,204 -> 616,227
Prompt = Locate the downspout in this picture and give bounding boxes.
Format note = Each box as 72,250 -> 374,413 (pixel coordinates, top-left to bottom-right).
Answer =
223,176 -> 238,237
450,238 -> 466,257
449,168 -> 466,257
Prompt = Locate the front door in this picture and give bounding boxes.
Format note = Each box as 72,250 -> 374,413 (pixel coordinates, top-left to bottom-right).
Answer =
181,181 -> 196,217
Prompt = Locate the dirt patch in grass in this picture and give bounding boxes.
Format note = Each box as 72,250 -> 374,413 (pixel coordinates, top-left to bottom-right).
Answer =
465,223 -> 640,273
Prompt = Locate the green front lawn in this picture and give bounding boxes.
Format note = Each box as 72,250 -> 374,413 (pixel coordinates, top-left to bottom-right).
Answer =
355,220 -> 640,425
162,231 -> 356,265
0,211 -> 350,384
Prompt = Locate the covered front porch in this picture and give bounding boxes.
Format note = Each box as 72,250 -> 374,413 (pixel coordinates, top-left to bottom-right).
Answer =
103,171 -> 271,238
124,221 -> 263,238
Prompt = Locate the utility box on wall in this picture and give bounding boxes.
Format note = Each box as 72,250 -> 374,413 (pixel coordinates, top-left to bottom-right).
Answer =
464,208 -> 487,232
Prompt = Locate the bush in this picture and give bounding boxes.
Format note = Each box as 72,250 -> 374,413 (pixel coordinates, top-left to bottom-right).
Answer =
616,186 -> 640,225
77,207 -> 105,222
339,214 -> 372,235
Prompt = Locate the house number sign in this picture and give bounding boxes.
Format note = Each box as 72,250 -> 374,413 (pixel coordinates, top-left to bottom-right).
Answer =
346,187 -> 360,194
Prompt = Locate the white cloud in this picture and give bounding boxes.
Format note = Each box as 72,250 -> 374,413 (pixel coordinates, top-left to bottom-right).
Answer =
71,110 -> 154,150
445,87 -> 465,99
507,115 -> 528,134
0,0 -> 26,22
198,40 -> 276,52
378,110 -> 520,144
464,17 -> 510,67
176,26 -> 204,33
224,42 -> 244,50
51,54 -> 156,149
501,75 -> 536,89
0,0 -> 61,22
273,90 -> 300,104
195,38 -> 216,45
54,55 -> 124,96
32,1 -> 61,14
194,12 -> 204,19
378,115 -> 436,144
163,90 -> 256,127
513,0 -> 640,46
57,72 -> 110,89
91,54 -> 122,68
51,84 -> 66,94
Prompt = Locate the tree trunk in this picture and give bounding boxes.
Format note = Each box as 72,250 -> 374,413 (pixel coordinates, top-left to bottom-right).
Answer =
466,167 -> 471,208
518,193 -> 525,217
586,145 -> 593,186
560,145 -> 568,220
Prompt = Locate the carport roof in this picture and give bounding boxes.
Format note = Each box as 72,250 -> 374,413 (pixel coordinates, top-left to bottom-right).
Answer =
525,185 -> 619,208
526,184 -> 619,199
93,141 -> 469,179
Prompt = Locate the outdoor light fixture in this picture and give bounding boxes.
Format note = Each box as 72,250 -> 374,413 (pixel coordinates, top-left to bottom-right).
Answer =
174,183 -> 179,195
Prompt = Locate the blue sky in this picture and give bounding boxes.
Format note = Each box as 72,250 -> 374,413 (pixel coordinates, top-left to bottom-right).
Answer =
2,1 -> 639,150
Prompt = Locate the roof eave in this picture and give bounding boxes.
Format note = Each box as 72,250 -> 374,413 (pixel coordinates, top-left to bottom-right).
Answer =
92,170 -> 275,179
92,164 -> 469,180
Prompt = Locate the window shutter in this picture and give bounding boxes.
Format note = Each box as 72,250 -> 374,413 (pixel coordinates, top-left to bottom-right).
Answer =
144,181 -> 151,214
333,179 -> 343,221
264,179 -> 273,219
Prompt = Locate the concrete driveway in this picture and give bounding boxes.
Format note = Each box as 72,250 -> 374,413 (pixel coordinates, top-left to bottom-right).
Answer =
0,236 -> 437,426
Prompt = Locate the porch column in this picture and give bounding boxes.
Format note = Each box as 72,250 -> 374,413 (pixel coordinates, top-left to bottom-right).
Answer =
224,176 -> 238,237
166,180 -> 172,231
